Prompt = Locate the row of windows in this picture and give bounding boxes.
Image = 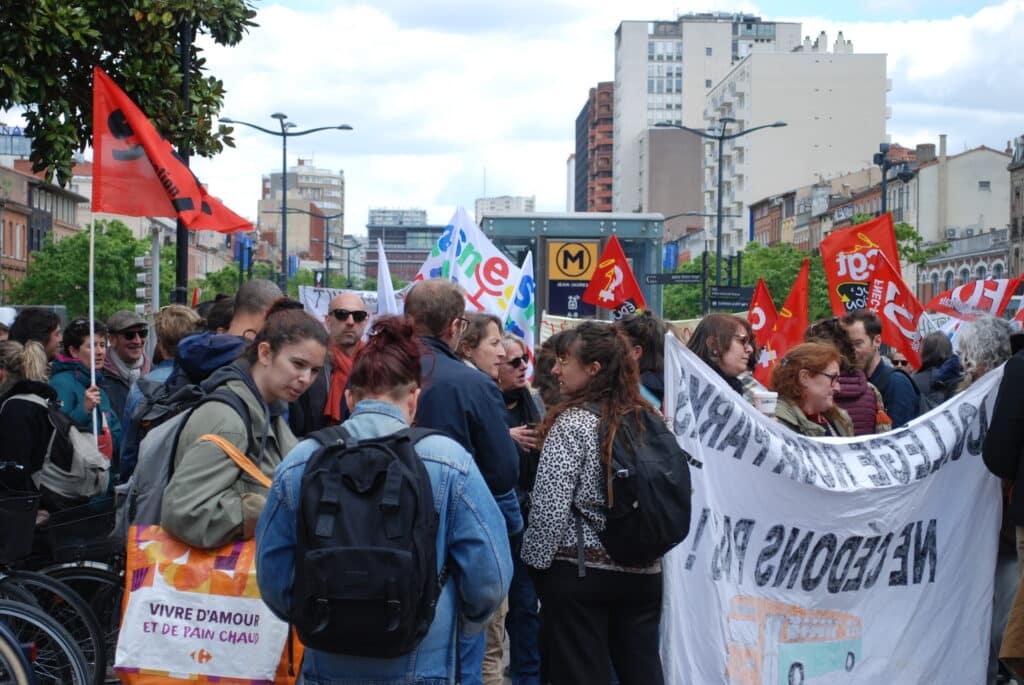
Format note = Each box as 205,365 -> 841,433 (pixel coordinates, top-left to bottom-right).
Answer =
648,78 -> 683,94
648,40 -> 682,59
928,263 -> 1006,291
32,191 -> 76,225
648,63 -> 683,78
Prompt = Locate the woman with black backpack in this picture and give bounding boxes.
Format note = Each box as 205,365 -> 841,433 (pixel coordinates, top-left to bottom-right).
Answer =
521,321 -> 669,685
255,315 -> 512,683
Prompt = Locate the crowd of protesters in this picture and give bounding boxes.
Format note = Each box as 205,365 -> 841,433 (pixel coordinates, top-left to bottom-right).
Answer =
4,280 -> 1024,684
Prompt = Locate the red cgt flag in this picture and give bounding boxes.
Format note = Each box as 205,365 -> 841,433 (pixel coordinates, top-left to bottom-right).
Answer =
924,277 -> 1021,321
747,278 -> 778,349
754,259 -> 809,387
91,67 -> 251,233
819,214 -> 900,317
581,235 -> 647,317
866,252 -> 925,368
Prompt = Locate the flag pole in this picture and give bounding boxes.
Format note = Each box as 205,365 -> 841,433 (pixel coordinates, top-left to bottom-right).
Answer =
88,223 -> 99,445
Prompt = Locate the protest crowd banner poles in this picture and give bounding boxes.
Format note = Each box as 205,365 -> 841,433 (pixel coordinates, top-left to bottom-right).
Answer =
924,277 -> 1022,321
661,334 -> 1000,684
865,253 -> 927,368
753,260 -> 808,388
413,207 -> 521,320
581,235 -> 647,318
819,214 -> 900,317
504,252 -> 536,378
91,68 -> 250,234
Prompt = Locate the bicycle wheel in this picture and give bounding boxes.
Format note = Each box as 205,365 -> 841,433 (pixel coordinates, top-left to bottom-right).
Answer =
0,571 -> 105,685
37,565 -> 121,678
0,599 -> 90,685
0,619 -> 34,685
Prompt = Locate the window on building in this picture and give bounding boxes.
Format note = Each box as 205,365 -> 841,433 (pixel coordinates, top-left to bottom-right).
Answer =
705,47 -> 712,56
944,271 -> 954,290
978,180 -> 991,191
705,79 -> 712,88
930,273 -> 940,295
977,265 -> 987,280
994,263 -> 1005,279
959,268 -> 970,285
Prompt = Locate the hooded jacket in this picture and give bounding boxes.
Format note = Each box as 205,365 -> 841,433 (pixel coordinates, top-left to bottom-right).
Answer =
160,360 -> 296,549
49,356 -> 122,450
0,380 -> 57,492
833,369 -> 890,436
172,331 -> 248,386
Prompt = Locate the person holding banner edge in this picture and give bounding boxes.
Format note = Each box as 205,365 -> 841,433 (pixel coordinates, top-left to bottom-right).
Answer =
771,342 -> 855,437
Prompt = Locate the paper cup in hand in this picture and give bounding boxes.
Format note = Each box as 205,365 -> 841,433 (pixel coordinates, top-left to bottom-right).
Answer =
752,390 -> 778,416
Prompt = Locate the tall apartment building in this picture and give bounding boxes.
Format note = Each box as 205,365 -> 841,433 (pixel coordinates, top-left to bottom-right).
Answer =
575,82 -> 615,212
262,157 -> 346,259
701,32 -> 887,256
613,13 -> 801,213
475,195 -> 535,224
365,208 -> 443,282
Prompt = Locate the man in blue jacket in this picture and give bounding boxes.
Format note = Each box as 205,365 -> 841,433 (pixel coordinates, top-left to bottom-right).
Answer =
842,309 -> 921,428
404,278 -> 522,684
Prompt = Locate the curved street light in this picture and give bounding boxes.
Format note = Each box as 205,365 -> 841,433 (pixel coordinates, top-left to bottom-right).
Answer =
655,118 -> 786,288
221,114 -> 352,288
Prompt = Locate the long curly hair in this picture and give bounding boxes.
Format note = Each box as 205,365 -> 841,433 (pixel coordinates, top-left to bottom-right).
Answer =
540,322 -> 651,500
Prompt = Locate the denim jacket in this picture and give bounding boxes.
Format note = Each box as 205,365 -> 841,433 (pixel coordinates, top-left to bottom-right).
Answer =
256,400 -> 513,685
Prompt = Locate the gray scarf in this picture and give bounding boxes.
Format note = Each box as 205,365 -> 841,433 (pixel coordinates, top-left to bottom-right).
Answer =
107,348 -> 144,384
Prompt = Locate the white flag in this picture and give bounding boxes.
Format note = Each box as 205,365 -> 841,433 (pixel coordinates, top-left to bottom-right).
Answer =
377,238 -> 399,315
504,251 -> 536,378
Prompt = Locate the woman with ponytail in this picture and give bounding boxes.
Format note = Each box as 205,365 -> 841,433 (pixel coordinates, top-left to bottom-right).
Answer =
521,321 -> 663,685
161,299 -> 327,549
256,315 -> 512,683
0,340 -> 54,494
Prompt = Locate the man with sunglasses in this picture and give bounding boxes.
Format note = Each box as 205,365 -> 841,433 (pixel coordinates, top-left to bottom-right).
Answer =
288,292 -> 369,436
101,310 -> 152,420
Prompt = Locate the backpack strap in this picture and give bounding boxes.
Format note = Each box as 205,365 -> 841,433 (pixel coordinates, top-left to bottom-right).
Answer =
197,433 -> 272,488
167,388 -> 255,481
308,424 -> 351,448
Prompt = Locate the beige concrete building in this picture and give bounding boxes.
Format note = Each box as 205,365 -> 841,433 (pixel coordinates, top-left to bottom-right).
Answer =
702,32 -> 888,256
474,196 -> 535,224
613,13 -> 801,214
639,127 -> 704,243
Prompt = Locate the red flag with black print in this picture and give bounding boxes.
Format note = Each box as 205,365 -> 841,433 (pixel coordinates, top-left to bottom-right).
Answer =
866,252 -> 925,368
581,235 -> 647,317
91,67 -> 250,233
754,260 -> 809,387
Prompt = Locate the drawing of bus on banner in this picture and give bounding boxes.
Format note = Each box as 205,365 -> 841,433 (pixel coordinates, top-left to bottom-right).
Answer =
726,596 -> 862,685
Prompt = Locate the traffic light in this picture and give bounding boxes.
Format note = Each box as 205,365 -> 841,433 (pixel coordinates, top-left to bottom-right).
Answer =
134,255 -> 153,315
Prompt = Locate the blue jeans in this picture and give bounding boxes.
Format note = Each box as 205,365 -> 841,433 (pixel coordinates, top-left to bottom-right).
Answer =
507,556 -> 541,685
459,631 -> 485,685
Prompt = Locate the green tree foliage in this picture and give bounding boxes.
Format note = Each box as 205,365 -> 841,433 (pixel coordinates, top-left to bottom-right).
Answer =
192,261 -> 273,300
663,242 -> 832,322
9,220 -> 145,319
0,0 -> 257,186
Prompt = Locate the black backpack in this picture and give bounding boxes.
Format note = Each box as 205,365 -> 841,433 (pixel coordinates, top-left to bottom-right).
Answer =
874,362 -> 933,416
290,425 -> 446,657
581,405 -> 693,569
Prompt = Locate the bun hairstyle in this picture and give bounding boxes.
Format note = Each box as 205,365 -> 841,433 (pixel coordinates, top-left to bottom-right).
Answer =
244,298 -> 328,364
348,315 -> 422,401
0,340 -> 48,394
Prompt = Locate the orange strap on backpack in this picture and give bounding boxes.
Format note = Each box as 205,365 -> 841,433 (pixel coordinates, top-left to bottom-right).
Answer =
198,433 -> 272,488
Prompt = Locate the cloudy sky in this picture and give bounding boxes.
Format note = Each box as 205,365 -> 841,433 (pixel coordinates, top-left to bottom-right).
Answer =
12,0 -> 1024,236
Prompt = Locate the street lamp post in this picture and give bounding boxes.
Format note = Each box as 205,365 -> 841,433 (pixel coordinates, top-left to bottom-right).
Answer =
220,115 -> 352,289
656,118 -> 786,287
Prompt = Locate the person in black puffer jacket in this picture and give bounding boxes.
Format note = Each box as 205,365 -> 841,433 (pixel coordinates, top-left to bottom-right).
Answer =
912,332 -> 963,408
0,340 -> 56,496
805,318 -> 891,436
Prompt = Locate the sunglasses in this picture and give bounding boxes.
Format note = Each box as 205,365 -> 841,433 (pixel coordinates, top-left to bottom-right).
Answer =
330,309 -> 368,323
119,328 -> 148,341
892,359 -> 910,368
504,354 -> 530,369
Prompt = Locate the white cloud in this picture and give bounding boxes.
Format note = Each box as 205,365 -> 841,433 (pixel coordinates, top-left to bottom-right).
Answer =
7,1 -> 1021,241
